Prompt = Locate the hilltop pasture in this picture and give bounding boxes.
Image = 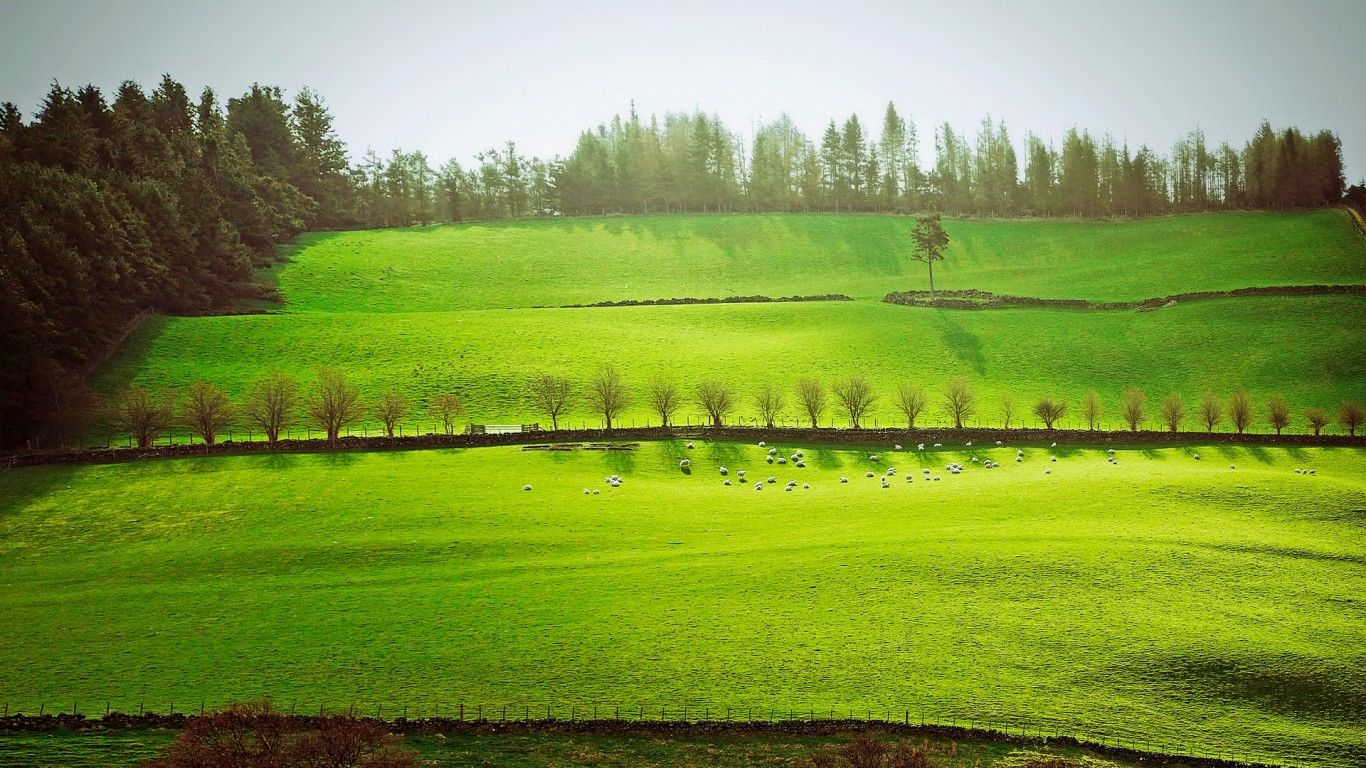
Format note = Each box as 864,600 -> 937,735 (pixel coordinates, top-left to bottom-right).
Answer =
95,210 -> 1365,435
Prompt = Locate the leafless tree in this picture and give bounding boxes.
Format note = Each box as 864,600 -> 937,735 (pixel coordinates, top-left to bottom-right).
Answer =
753,382 -> 785,428
374,390 -> 408,437
1121,387 -> 1146,432
1303,407 -> 1328,436
1082,390 -> 1101,430
529,373 -> 573,430
796,378 -> 827,428
1267,395 -> 1291,435
1199,391 -> 1222,432
587,365 -> 629,430
110,387 -> 175,448
183,381 -> 234,445
429,393 -> 463,435
896,383 -> 927,428
243,371 -> 297,443
1160,393 -> 1185,433
1033,397 -> 1067,429
307,368 -> 362,442
1338,400 -> 1364,436
1001,393 -> 1016,429
695,380 -> 736,427
942,377 -> 976,429
832,376 -> 877,428
648,378 -> 681,427
1229,387 -> 1252,434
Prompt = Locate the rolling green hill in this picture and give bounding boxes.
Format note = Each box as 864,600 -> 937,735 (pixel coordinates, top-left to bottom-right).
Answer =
269,210 -> 1365,312
91,209 -> 1365,437
2,441 -> 1363,766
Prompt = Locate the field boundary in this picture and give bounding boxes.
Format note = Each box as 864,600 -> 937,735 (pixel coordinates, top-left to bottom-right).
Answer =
883,284 -> 1366,311
0,711 -> 1284,768
542,293 -> 853,309
5,425 -> 1361,469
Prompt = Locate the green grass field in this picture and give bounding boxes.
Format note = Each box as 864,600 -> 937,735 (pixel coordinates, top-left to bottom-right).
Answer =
93,210 -> 1365,436
270,211 -> 1364,311
2,441 -> 1364,766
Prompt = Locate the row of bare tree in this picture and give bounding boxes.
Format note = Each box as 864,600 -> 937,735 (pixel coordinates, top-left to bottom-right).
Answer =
101,367 -> 1365,449
108,369 -> 462,448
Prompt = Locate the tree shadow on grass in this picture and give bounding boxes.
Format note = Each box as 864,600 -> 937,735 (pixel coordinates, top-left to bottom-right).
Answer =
933,312 -> 986,376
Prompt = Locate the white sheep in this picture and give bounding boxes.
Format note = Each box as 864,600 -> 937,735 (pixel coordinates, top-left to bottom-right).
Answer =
583,488 -> 590,494
766,456 -> 774,464
523,484 -> 532,491
995,440 -> 1003,446
1229,464 -> 1236,470
767,476 -> 777,484
1309,469 -> 1316,475
737,469 -> 747,477
971,456 -> 978,463
1193,453 -> 1201,460
777,457 -> 787,465
1016,456 -> 1023,462
894,444 -> 902,450
803,483 -> 810,489
592,489 -> 600,495
917,443 -> 925,451
840,476 -> 849,483
680,459 -> 691,468
966,441 -> 973,447
869,454 -> 880,461
1044,469 -> 1051,475
794,450 -> 804,458
768,447 -> 778,455
785,485 -> 793,491
905,475 -> 914,482
755,483 -> 764,491
933,476 -> 941,481
1050,456 -> 1057,462
866,471 -> 875,478
687,442 -> 695,449
759,441 -> 767,447
1051,442 -> 1057,447
933,443 -> 942,447
719,466 -> 728,475
723,479 -> 732,486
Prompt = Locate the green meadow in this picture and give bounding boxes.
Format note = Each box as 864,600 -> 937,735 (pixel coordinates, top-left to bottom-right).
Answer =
95,210 -> 1365,435
1,442 -> 1363,767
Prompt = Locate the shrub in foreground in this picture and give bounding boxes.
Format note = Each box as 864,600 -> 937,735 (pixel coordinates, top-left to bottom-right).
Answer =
146,702 -> 416,768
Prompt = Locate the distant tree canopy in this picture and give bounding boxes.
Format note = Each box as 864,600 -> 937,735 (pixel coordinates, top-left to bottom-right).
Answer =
0,74 -> 1352,445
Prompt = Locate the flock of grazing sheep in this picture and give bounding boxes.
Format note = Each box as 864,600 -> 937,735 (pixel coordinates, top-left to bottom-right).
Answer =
517,439 -> 1324,493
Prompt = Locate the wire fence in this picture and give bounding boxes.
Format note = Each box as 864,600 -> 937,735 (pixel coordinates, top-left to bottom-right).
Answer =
0,698 -> 1291,767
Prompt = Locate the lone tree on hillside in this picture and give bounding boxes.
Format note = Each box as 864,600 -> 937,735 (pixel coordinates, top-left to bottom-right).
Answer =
243,371 -> 297,443
1337,399 -> 1364,436
833,376 -> 877,428
648,377 -> 681,428
1199,391 -> 1223,432
1033,397 -> 1067,429
695,380 -> 737,427
754,382 -> 786,428
183,381 -> 234,445
942,377 -> 976,428
588,365 -> 629,431
1160,393 -> 1185,433
529,373 -> 573,430
910,213 -> 950,300
797,378 -> 827,428
429,393 -> 463,435
1229,387 -> 1253,434
111,387 -> 176,448
1001,393 -> 1016,429
1121,387 -> 1146,431
308,368 -> 362,442
1267,395 -> 1291,435
1082,390 -> 1101,430
896,383 -> 927,428
1303,407 -> 1328,436
373,390 -> 408,437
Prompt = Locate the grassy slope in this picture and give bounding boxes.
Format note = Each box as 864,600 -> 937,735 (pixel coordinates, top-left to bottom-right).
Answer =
270,210 -> 1365,311
2,442 -> 1363,767
97,296 -> 1366,433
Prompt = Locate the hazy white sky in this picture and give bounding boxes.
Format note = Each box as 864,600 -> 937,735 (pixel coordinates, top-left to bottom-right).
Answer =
3,0 -> 1365,181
